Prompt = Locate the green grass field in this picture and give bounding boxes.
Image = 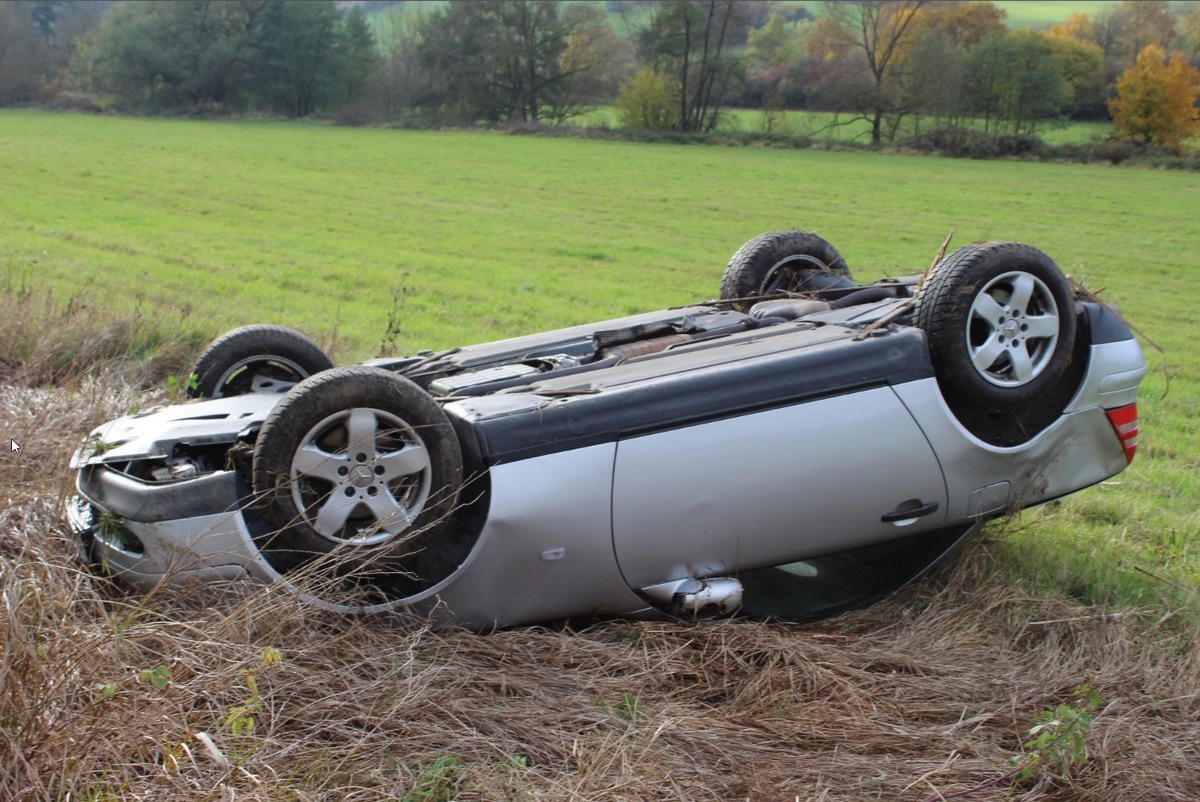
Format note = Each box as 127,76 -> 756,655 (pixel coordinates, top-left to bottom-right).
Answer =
1,108 -> 1197,624
371,1 -> 1124,35
994,1 -> 1122,30
572,106 -> 1115,144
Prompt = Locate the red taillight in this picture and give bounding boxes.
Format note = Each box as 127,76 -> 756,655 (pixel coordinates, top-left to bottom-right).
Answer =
1106,403 -> 1139,465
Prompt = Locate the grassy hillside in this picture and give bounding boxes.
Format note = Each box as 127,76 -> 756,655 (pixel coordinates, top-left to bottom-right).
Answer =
366,0 -> 1123,32
994,0 -> 1123,29
0,111 -> 1188,352
2,108 -> 1198,801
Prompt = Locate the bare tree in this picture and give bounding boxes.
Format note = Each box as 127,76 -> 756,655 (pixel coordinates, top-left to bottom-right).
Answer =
632,0 -> 755,132
822,0 -> 926,145
0,1 -> 45,103
367,5 -> 424,120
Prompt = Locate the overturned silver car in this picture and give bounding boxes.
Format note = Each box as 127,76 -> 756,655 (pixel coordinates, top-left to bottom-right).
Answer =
69,233 -> 1145,626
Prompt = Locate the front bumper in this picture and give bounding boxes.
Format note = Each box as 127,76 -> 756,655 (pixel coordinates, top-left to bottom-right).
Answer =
68,478 -> 264,588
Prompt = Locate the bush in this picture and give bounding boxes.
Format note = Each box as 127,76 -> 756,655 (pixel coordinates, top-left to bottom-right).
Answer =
900,127 -> 1045,159
51,92 -> 115,114
333,103 -> 372,127
615,67 -> 681,132
1051,139 -> 1129,165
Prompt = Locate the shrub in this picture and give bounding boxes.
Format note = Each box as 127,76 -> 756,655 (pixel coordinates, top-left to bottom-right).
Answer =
51,92 -> 114,114
333,103 -> 372,127
615,67 -> 681,132
900,127 -> 1045,159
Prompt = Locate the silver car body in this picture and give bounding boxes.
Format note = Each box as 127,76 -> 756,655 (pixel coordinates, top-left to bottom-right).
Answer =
71,297 -> 1145,627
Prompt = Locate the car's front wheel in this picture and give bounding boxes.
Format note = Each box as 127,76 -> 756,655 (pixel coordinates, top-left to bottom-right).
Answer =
250,367 -> 465,609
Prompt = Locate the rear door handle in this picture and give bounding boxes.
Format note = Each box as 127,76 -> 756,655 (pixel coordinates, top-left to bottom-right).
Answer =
881,500 -> 940,524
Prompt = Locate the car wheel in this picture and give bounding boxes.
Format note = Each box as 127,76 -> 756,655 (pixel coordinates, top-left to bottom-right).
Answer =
188,325 -> 334,399
916,242 -> 1081,444
251,367 -> 465,608
720,231 -> 852,311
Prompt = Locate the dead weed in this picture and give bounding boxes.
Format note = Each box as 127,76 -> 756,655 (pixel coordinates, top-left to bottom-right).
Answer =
1,355 -> 1196,802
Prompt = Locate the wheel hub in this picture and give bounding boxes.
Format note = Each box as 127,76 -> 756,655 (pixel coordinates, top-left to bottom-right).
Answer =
967,270 -> 1060,387
348,464 -> 375,488
762,253 -> 832,295
287,406 -> 434,544
218,355 -> 308,397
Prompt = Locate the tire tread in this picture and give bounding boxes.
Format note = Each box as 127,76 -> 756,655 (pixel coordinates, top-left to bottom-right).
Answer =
720,231 -> 850,310
190,324 -> 333,399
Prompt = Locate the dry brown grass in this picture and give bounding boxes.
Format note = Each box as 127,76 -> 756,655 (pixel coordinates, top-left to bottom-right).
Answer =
2,317 -> 1198,802
0,286 -> 203,389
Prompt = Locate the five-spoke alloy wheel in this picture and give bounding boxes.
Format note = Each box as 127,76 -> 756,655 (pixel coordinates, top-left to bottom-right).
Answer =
915,241 -> 1079,444
288,407 -> 434,545
251,367 -> 464,606
964,270 -> 1063,388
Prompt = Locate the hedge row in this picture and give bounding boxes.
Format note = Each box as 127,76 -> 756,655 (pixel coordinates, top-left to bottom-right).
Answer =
493,121 -> 1200,171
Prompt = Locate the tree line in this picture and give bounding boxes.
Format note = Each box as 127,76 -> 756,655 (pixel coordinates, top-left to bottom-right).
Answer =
2,0 -> 377,117
2,1 -> 1198,151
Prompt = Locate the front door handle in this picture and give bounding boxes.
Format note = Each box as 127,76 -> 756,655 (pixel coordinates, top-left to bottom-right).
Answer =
881,500 -> 940,524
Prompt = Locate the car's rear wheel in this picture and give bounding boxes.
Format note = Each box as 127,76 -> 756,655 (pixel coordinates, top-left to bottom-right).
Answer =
251,367 -> 465,609
189,325 -> 333,399
720,231 -> 852,311
916,242 -> 1081,444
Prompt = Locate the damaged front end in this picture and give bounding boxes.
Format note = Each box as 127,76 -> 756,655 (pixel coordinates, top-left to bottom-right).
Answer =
70,394 -> 280,585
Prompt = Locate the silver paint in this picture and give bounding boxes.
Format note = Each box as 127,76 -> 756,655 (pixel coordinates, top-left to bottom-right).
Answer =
611,387 -> 948,589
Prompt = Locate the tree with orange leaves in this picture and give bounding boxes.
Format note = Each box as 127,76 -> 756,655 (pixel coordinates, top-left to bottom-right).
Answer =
1047,13 -> 1095,45
802,16 -> 854,62
1108,44 -> 1200,152
1049,2 -> 1174,64
916,0 -> 1006,49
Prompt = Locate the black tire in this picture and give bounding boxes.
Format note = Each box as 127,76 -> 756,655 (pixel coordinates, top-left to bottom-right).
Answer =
189,325 -> 334,399
251,367 -> 465,608
915,242 -> 1080,443
720,231 -> 852,311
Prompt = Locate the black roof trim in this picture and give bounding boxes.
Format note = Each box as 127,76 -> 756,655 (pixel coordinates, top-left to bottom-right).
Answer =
1079,302 -> 1135,345
449,327 -> 934,464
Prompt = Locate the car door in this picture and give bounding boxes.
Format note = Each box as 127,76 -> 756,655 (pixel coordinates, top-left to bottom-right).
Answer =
610,386 -> 948,591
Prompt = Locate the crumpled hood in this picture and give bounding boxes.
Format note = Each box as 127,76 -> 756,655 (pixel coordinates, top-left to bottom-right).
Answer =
73,393 -> 282,467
